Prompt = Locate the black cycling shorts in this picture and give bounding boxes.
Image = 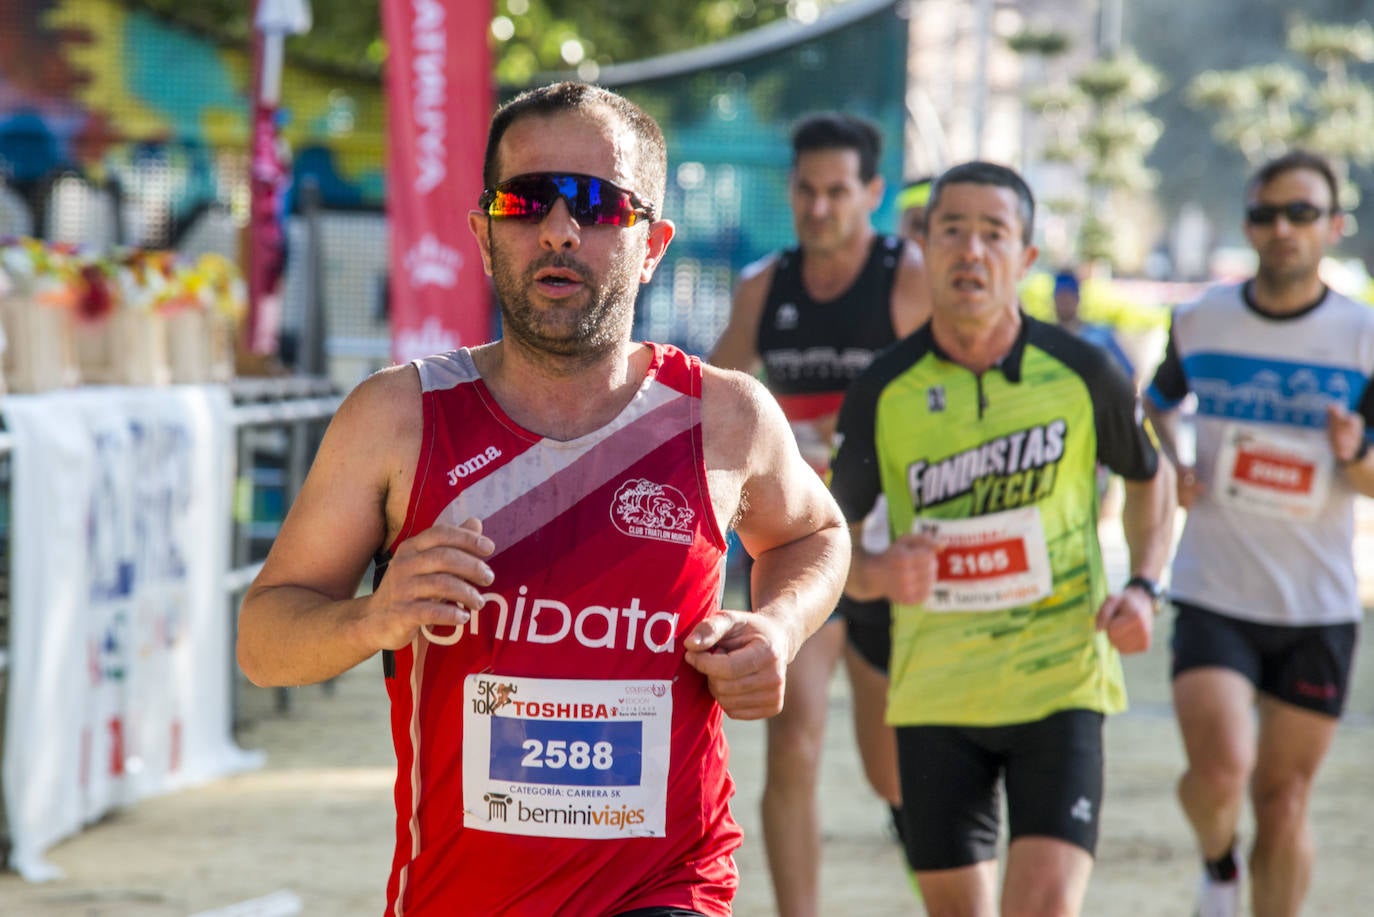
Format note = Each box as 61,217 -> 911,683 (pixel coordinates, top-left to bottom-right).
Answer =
840,595 -> 891,672
894,709 -> 1104,872
1170,599 -> 1358,718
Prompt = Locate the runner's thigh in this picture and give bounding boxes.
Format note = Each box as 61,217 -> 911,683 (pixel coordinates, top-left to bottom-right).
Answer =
896,724 -> 1001,871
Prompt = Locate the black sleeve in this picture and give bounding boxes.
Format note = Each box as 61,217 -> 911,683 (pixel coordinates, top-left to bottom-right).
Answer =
828,368 -> 884,524
1035,324 -> 1159,482
1145,315 -> 1189,409
1094,374 -> 1160,482
1356,373 -> 1374,437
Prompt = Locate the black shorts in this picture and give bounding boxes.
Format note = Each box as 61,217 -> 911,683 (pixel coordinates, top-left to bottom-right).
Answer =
894,709 -> 1104,872
840,594 -> 891,672
1170,599 -> 1358,717
613,909 -> 706,917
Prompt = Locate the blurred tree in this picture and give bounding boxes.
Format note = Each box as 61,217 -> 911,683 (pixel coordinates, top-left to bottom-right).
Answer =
486,0 -> 844,85
125,0 -> 840,83
1188,18 -> 1374,210
1008,25 -> 1072,174
1012,24 -> 1164,271
1075,53 -> 1165,268
127,0 -> 384,74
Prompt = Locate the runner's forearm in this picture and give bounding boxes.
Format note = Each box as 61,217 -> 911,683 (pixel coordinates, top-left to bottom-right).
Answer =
1144,402 -> 1188,470
238,586 -> 379,687
1121,464 -> 1176,582
747,523 -> 850,661
1339,452 -> 1374,497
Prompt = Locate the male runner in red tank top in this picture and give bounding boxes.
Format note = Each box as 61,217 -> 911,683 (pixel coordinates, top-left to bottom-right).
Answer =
237,82 -> 850,917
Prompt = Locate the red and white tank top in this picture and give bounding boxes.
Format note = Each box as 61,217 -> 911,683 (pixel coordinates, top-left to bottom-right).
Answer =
381,343 -> 740,917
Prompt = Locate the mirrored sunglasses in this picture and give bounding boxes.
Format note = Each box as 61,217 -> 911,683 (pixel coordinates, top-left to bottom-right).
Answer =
479,172 -> 656,227
1245,201 -> 1331,226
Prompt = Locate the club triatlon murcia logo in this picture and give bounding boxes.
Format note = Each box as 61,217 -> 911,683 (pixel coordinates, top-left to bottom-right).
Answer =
611,478 -> 695,545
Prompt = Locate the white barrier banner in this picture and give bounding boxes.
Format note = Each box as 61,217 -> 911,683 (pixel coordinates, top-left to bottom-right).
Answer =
2,385 -> 263,880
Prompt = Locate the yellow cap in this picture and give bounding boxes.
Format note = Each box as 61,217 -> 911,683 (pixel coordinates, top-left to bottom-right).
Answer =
897,181 -> 932,211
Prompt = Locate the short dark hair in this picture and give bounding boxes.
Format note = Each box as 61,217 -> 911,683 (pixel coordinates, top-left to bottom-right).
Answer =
482,81 -> 668,210
926,161 -> 1036,244
1247,149 -> 1341,212
791,112 -> 883,182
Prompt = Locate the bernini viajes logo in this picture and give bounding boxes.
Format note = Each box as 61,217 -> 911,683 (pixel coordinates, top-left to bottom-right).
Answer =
410,0 -> 448,195
611,479 -> 695,545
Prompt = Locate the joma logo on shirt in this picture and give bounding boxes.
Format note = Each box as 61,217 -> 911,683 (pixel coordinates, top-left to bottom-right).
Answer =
907,419 -> 1066,512
447,446 -> 502,485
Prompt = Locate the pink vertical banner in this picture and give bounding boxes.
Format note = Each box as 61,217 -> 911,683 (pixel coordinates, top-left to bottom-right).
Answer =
246,99 -> 288,356
247,0 -> 311,357
382,0 -> 494,363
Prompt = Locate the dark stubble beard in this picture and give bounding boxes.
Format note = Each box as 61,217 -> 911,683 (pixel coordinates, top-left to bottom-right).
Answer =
489,233 -> 644,368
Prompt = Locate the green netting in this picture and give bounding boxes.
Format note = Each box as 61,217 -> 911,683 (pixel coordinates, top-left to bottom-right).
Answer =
520,0 -> 910,355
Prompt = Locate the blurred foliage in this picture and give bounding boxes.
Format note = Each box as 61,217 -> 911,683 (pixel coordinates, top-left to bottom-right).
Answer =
1019,270 -> 1173,332
1075,51 -> 1162,105
126,0 -> 385,74
1006,26 -> 1070,58
124,0 -> 841,82
1289,19 -> 1374,70
1187,18 -> 1374,210
1011,25 -> 1163,271
485,0 -> 844,85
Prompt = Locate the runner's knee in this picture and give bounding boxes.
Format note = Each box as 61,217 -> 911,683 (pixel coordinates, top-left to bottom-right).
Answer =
765,713 -> 827,774
1251,775 -> 1313,834
1003,889 -> 1079,917
1180,761 -> 1249,807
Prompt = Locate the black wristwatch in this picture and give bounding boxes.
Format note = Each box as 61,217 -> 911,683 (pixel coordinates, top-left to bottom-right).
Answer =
1124,575 -> 1167,613
1340,440 -> 1371,466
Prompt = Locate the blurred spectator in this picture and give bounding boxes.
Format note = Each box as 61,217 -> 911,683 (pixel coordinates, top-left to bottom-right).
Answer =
1053,268 -> 1137,518
895,175 -> 933,242
1052,268 -> 1135,383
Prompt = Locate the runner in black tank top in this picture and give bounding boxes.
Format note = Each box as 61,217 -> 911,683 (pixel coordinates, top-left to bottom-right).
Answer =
707,113 -> 929,916
755,235 -> 899,676
757,235 -> 904,407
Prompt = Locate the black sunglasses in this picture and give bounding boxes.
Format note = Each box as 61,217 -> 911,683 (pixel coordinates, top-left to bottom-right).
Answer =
1245,201 -> 1333,226
479,172 -> 656,227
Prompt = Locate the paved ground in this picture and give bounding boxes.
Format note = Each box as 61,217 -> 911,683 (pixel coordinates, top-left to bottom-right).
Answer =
4,508 -> 1374,915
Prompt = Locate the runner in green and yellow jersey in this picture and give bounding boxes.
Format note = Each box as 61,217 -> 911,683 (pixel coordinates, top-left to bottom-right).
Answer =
829,161 -> 1176,917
